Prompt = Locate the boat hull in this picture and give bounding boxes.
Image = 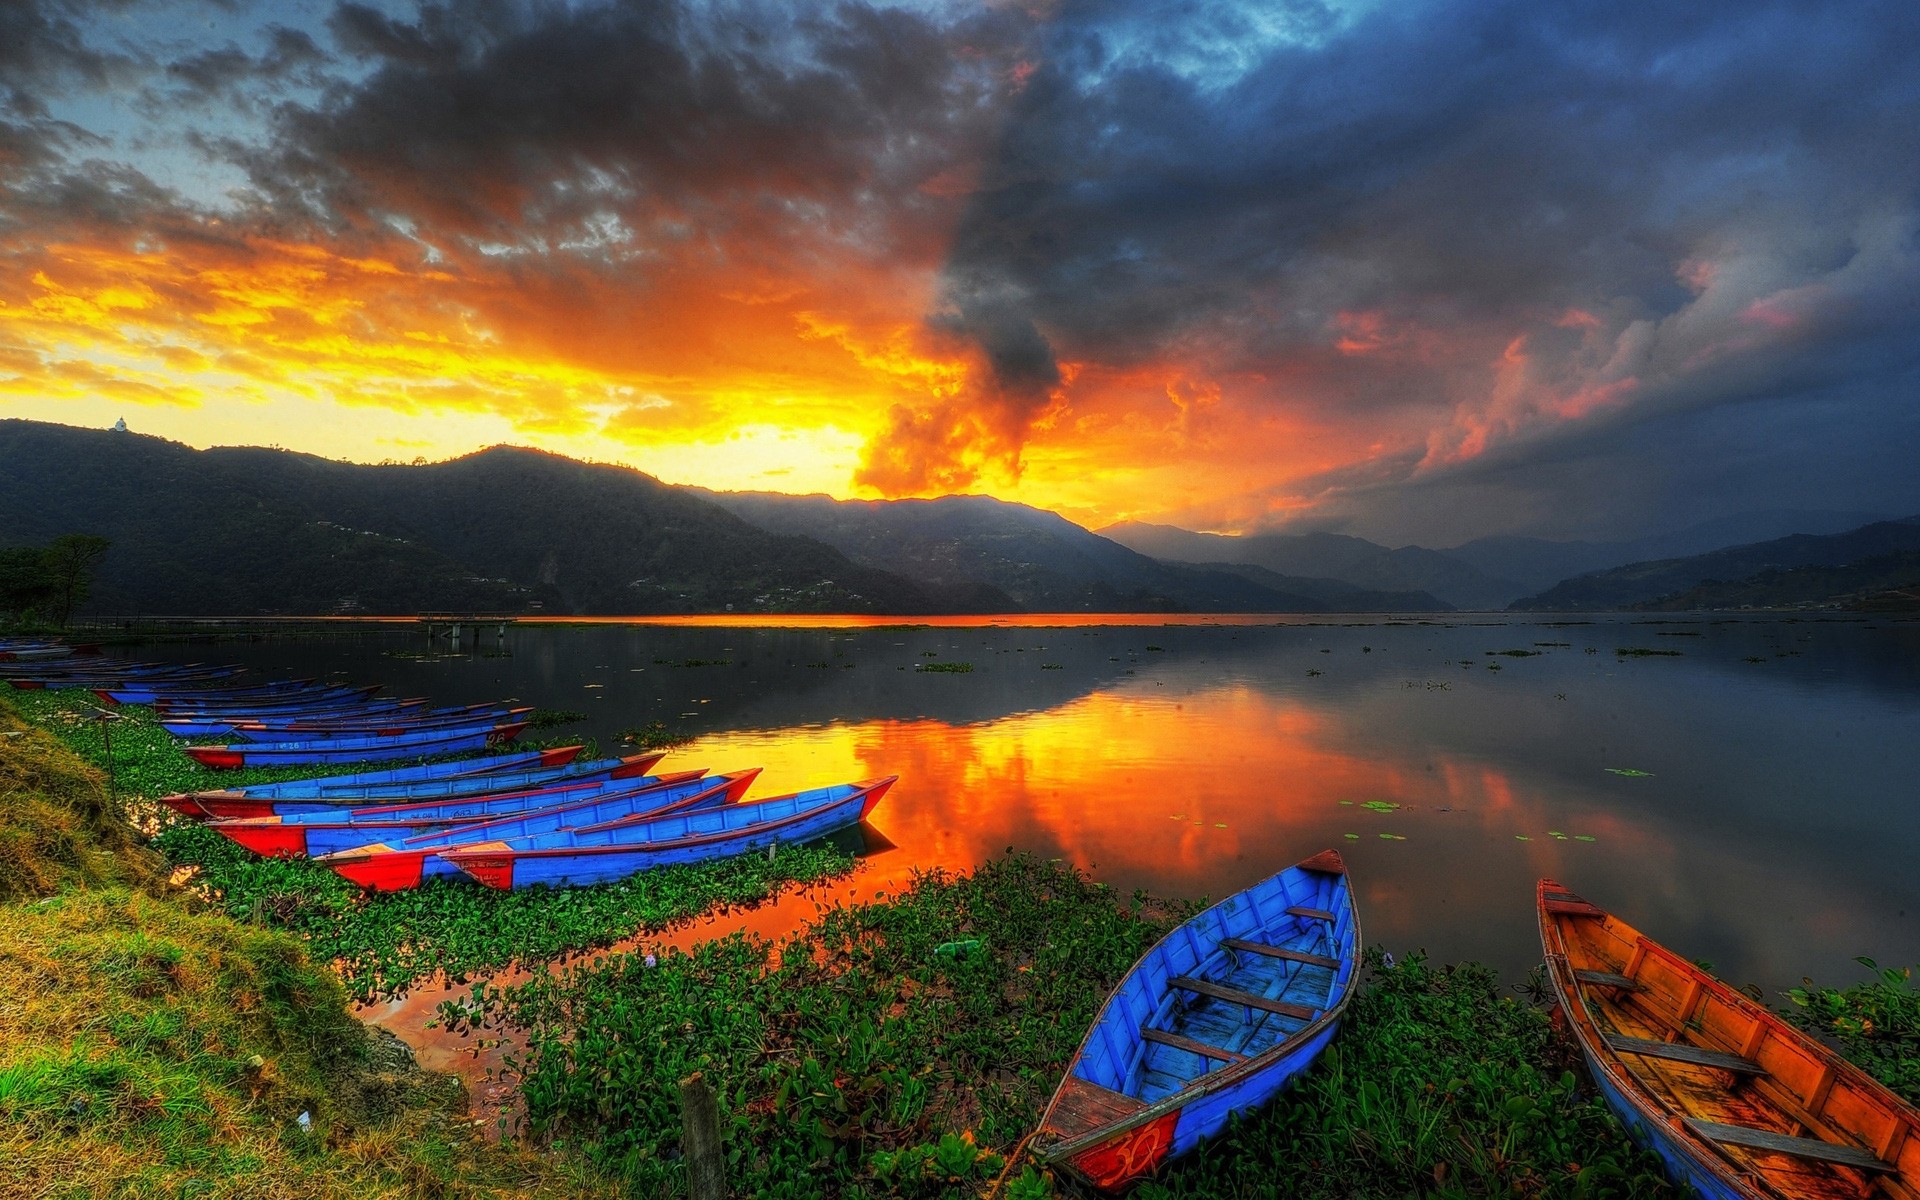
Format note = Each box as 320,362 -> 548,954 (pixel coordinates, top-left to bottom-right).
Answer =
441,776 -> 895,890
183,722 -> 528,768
1036,850 -> 1360,1191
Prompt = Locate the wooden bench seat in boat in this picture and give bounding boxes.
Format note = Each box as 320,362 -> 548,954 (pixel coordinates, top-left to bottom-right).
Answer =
1170,976 -> 1318,1021
1574,969 -> 1641,990
1285,906 -> 1335,922
1220,937 -> 1340,969
1142,1028 -> 1249,1064
1682,1118 -> 1895,1173
1604,1034 -> 1765,1075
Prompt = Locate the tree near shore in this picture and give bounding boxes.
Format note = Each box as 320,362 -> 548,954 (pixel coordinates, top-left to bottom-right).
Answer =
0,534 -> 110,627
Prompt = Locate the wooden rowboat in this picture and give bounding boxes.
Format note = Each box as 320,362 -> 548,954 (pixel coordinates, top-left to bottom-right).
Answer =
1538,880 -> 1920,1200
1034,849 -> 1360,1191
183,721 -> 529,769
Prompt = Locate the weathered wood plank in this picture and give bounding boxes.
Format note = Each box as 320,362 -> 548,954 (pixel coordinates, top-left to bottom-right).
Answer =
1047,1075 -> 1145,1138
1171,976 -> 1317,1021
1221,937 -> 1338,969
1605,1035 -> 1765,1074
1143,1027 -> 1248,1064
1286,906 -> 1335,922
1683,1118 -> 1894,1173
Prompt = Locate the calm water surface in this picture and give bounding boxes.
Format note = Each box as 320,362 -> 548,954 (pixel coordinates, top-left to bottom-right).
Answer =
137,613 -> 1920,995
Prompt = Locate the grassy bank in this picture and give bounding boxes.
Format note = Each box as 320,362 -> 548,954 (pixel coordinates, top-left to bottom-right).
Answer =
9,688 -> 859,1002
444,855 -> 1682,1199
0,693 -> 617,1199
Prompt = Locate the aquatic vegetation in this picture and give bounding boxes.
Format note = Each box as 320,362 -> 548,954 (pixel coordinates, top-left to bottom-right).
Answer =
1784,958 -> 1920,1105
1488,649 -> 1543,656
1615,647 -> 1684,657
916,662 -> 975,673
153,820 -> 854,1003
619,720 -> 694,751
443,855 -> 1183,1196
1604,768 -> 1654,777
449,869 -> 1683,1200
1133,955 -> 1681,1200
1361,801 -> 1399,813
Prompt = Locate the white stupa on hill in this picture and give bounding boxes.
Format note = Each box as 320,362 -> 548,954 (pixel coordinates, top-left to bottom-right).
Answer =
112,418 -> 127,432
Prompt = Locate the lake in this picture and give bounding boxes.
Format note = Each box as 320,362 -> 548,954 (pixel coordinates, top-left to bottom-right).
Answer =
131,612 -> 1920,995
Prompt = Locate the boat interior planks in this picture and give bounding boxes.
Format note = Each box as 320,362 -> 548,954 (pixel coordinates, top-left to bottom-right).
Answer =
1539,879 -> 1920,1200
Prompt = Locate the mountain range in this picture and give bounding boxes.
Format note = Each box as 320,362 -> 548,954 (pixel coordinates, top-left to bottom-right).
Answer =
2,419 -> 1912,617
696,492 -> 1447,613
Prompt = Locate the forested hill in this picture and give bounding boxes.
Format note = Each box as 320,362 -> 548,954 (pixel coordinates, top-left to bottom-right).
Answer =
1511,519 -> 1920,610
0,421 -> 939,616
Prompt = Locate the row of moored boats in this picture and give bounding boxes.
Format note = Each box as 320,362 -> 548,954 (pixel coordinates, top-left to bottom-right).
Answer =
0,641 -> 893,892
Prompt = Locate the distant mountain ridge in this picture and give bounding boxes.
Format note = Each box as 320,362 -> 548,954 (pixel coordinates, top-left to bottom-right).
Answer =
697,491 -> 1451,613
1440,510 -> 1892,594
1099,522 -> 1523,609
1511,519 -> 1920,610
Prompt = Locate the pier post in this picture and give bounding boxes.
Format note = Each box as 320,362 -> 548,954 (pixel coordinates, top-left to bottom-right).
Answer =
679,1072 -> 727,1199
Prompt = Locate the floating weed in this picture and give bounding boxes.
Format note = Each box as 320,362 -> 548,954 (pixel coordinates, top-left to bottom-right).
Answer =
916,662 -> 975,674
1615,648 -> 1683,657
1515,835 -> 1531,841
1361,801 -> 1399,813
1573,835 -> 1597,842
1783,958 -> 1920,1105
1378,833 -> 1406,841
1605,768 -> 1654,777
1134,953 -> 1681,1200
1487,649 -> 1543,657
1343,833 -> 1360,840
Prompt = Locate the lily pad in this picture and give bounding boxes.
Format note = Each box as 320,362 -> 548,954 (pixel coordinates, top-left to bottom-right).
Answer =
1605,768 -> 1654,777
1574,835 -> 1597,842
1343,833 -> 1361,840
1338,800 -> 1354,806
1379,833 -> 1407,841
1515,834 -> 1531,841
1362,800 -> 1399,813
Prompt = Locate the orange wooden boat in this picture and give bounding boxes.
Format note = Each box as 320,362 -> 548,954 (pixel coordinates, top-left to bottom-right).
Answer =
1538,880 -> 1920,1200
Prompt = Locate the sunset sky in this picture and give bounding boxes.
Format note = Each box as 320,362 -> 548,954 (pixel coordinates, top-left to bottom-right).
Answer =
3,0 -> 1917,544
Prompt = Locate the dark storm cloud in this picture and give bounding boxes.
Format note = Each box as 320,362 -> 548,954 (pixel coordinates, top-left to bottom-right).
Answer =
904,0 -> 1920,534
241,0 -> 1030,248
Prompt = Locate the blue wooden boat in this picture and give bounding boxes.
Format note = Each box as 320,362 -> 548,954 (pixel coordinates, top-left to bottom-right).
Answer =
184,720 -> 529,769
1539,880 -> 1920,1200
318,770 -> 761,890
158,699 -> 428,737
158,746 -> 600,818
151,684 -> 384,713
221,706 -> 528,743
439,775 -> 897,890
10,665 -> 245,691
1034,850 -> 1360,1191
212,769 -> 715,858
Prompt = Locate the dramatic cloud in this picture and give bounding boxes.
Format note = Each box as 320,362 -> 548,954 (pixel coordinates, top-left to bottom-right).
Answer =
3,0 -> 1918,540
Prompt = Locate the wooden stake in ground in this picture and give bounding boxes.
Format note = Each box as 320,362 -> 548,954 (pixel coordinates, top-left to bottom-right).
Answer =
680,1071 -> 727,1199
